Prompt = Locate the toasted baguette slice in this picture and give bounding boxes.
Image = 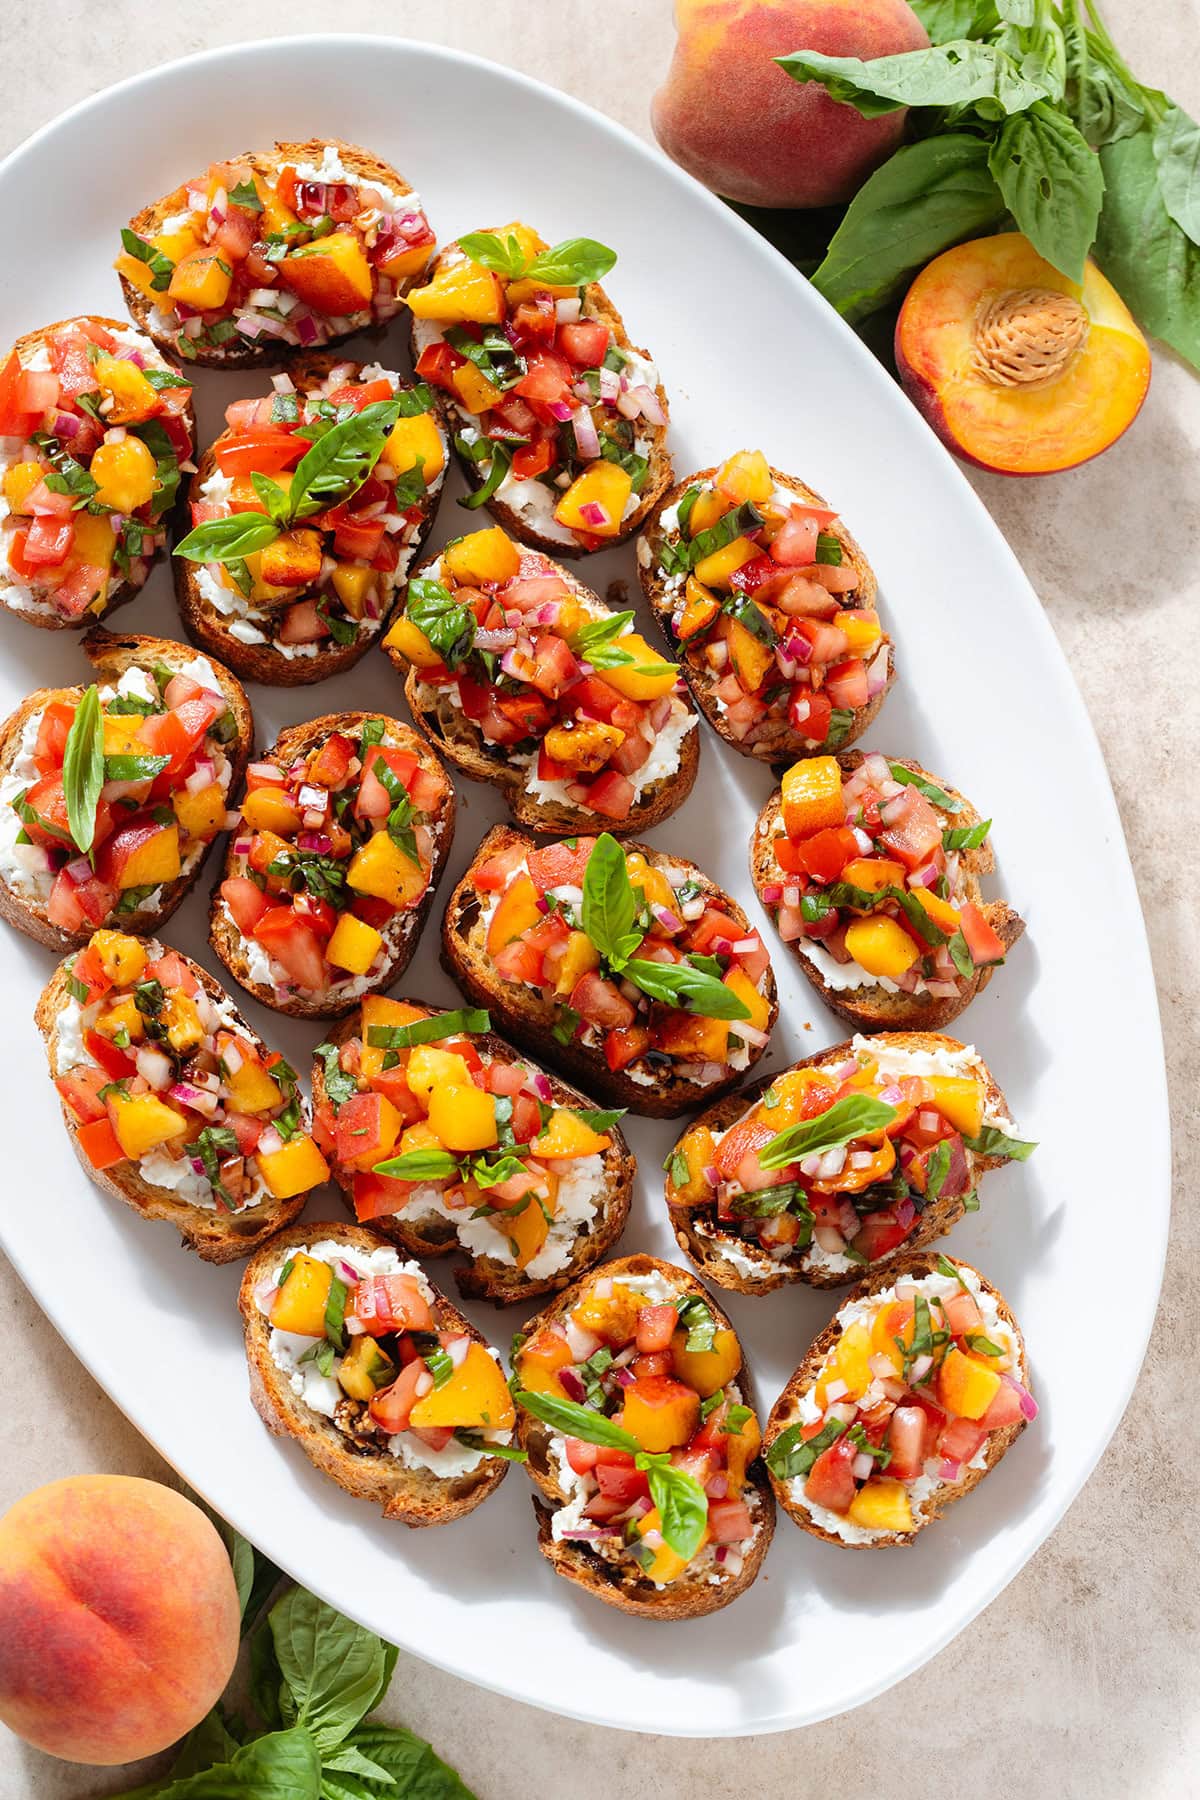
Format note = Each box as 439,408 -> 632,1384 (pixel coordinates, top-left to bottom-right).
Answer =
36,943 -> 312,1262
637,463 -> 892,762
410,232 -> 671,556
239,1221 -> 512,1525
515,1253 -> 775,1617
0,316 -> 195,630
666,1032 -> 1019,1293
442,824 -> 778,1118
314,998 -> 635,1304
174,355 -> 446,687
119,141 -> 433,370
752,752 -> 1025,1033
764,1252 -> 1031,1547
210,711 -> 455,1020
386,539 -> 699,835
0,630 -> 252,954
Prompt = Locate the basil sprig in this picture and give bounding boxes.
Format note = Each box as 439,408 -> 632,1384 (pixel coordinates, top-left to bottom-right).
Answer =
963,1126 -> 1038,1160
313,1040 -> 356,1110
766,1414 -> 846,1481
174,399 -> 402,566
578,834 -> 752,1022
759,1094 -> 898,1171
61,685 -> 105,855
569,610 -> 679,678
456,231 -> 617,287
406,574 -> 476,669
515,1389 -> 641,1450
886,763 -> 962,812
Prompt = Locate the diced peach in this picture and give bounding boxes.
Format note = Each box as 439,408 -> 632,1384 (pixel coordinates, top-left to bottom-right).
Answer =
618,1375 -> 700,1452
553,930 -> 601,996
727,615 -> 774,692
842,855 -> 905,892
532,1109 -> 612,1160
780,755 -> 844,839
359,997 -> 427,1079
224,1058 -> 282,1116
911,887 -> 961,934
241,787 -> 303,835
692,535 -> 758,589
670,1326 -> 741,1398
259,528 -> 323,589
407,262 -> 505,324
426,1082 -> 498,1153
844,915 -> 920,979
168,251 -> 232,311
599,633 -> 678,701
270,1252 -> 333,1336
90,437 -> 156,513
725,1407 -> 762,1495
382,411 -> 444,480
325,912 -> 383,977
847,1477 -> 914,1533
485,871 -> 541,955
633,1506 -> 694,1584
516,1325 -> 574,1397
926,1075 -> 986,1138
172,782 -> 225,840
724,965 -> 769,1031
331,563 -> 378,619
715,449 -> 772,504
667,1126 -> 716,1205
553,463 -> 632,538
254,1135 -> 330,1200
89,931 -> 147,986
345,830 -> 427,908
278,231 -> 373,314
383,614 -> 441,668
451,362 -> 504,414
108,1093 -> 187,1160
408,1342 -> 515,1430
937,1346 -> 1002,1420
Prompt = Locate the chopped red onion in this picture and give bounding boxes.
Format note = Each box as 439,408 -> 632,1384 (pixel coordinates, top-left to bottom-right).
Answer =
571,406 -> 601,459
939,1457 -> 963,1481
760,883 -> 783,905
1002,1373 -> 1039,1420
578,501 -> 609,528
547,399 -> 574,423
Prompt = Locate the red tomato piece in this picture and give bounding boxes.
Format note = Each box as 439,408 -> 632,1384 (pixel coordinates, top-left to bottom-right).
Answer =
804,1431 -> 857,1512
251,908 -> 327,989
214,431 -> 307,477
772,826 -> 858,883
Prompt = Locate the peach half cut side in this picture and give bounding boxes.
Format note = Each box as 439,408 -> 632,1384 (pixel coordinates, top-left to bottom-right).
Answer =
894,233 -> 1151,477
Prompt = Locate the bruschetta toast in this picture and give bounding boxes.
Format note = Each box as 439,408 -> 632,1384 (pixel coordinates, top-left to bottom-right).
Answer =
382,523 -> 698,833
116,140 -> 435,368
173,356 -> 447,686
665,1032 -> 1032,1291
36,932 -> 327,1262
637,452 -> 892,760
0,630 -> 251,952
239,1221 -> 517,1525
211,712 -> 454,1020
312,997 -> 634,1304
442,826 -> 777,1117
763,1252 -> 1034,1546
408,222 -> 671,554
512,1254 -> 774,1616
0,314 -> 194,629
752,751 -> 1024,1031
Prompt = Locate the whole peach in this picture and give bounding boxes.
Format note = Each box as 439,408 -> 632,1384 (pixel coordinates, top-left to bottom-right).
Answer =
0,1476 -> 241,1765
652,0 -> 930,209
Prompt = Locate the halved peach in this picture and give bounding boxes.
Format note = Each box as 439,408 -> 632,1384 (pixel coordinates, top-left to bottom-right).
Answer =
895,233 -> 1150,476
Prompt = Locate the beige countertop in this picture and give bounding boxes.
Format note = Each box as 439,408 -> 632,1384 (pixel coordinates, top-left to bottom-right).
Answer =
1,3 -> 1196,1794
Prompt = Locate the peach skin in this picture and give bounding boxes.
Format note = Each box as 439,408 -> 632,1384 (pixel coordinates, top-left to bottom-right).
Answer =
895,234 -> 1151,476
0,1476 -> 240,1764
652,0 -> 929,209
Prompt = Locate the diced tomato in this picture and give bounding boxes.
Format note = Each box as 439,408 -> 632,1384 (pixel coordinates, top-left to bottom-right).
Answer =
53,561 -> 110,619
351,1170 -> 412,1222
852,1211 -> 912,1262
570,969 -> 635,1030
938,1416 -> 989,1462
355,745 -> 424,821
959,901 -> 1007,967
585,770 -> 635,821
709,1498 -> 754,1544
77,1117 -> 126,1171
557,320 -> 611,367
823,658 -> 869,709
69,946 -> 113,1004
226,1112 -> 264,1157
327,378 -> 395,409
335,1091 -> 398,1166
349,1272 -> 434,1336
26,481 -> 74,520
496,692 -> 554,736
944,1289 -> 984,1337
493,936 -> 546,985
251,908 -> 327,990
979,1382 -> 1025,1430
55,1068 -> 109,1124
805,1432 -> 857,1512
536,742 -> 568,782
21,774 -> 74,849
293,892 -> 337,945
473,843 -> 528,891
610,730 -> 651,777
0,351 -> 37,434
604,1024 -> 650,1072
23,517 -> 74,568
141,693 -> 223,773
636,1305 -> 678,1354
526,633 -> 580,699
571,676 -> 625,723
220,876 -> 270,936
514,350 -> 574,422
333,514 -> 387,561
773,826 -> 858,883
367,1360 -> 427,1432
688,908 -> 742,956
788,688 -> 833,743
526,840 -> 594,893
280,600 -> 330,644
511,436 -> 557,480
594,1461 -> 650,1505
508,295 -> 558,348
84,1029 -> 136,1082
415,340 -> 466,392
214,430 -> 307,477
878,787 -> 943,872
145,950 -> 198,995
46,874 -> 87,933
769,513 -> 819,566
564,1436 -> 599,1476
305,732 -> 355,791
351,895 -> 398,930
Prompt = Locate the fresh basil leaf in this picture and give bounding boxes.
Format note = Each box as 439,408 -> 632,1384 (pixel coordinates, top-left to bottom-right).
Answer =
760,1094 -> 897,1171
250,470 -> 292,528
269,1586 -> 386,1754
722,592 -> 778,647
988,99 -> 1105,279
1151,100 -> 1200,244
315,1040 -> 357,1110
394,380 -> 435,418
287,400 -> 402,521
687,500 -> 763,569
825,706 -> 856,749
365,1008 -> 489,1052
515,1389 -> 640,1451
175,512 -> 281,563
458,441 -> 511,509
812,133 -> 1007,321
229,177 -> 263,213
456,230 -> 529,277
943,819 -> 991,850
117,1726 -> 321,1800
103,752 -> 170,782
62,685 -> 105,854
636,1454 -> 708,1560
131,419 -> 181,519
453,1430 -> 529,1465
887,762 -> 962,812
324,1722 -> 476,1800
580,832 -> 642,967
937,1252 -> 970,1286
571,1106 -> 625,1132
1095,124 -> 1200,367
527,237 -> 617,286
946,928 -> 975,980
143,366 -> 192,391
912,0 -> 1000,39
323,1275 -> 348,1352
167,1705 -> 242,1779
40,446 -> 98,507
777,40 -> 1044,118
570,610 -> 636,652
406,574 -> 476,669
963,1126 -> 1037,1160
675,1292 -> 716,1353
1062,0 -> 1145,146
373,1148 -> 460,1181
814,530 -> 843,566
924,1139 -> 953,1202
766,1415 -> 846,1481
965,1332 -> 1005,1356
119,226 -> 175,291
623,957 -> 752,1021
